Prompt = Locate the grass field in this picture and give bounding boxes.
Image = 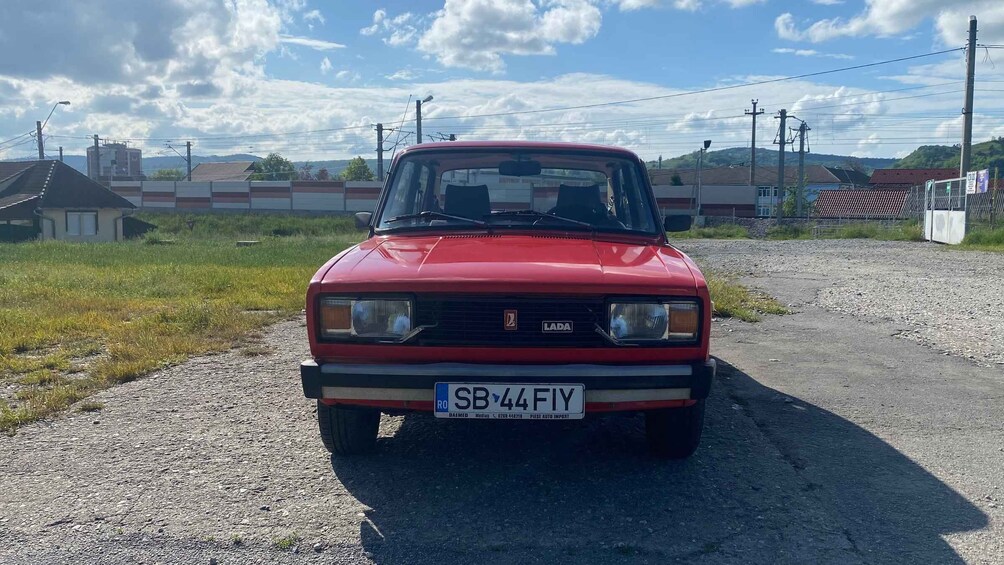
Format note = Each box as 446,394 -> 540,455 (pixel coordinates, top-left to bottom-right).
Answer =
959,225 -> 1004,251
765,220 -> 924,241
0,213 -> 782,432
671,224 -> 750,239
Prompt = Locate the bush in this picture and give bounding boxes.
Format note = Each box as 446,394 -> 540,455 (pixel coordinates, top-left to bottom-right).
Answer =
962,226 -> 1004,248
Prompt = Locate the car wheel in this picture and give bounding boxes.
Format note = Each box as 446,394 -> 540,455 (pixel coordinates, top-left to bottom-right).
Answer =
644,400 -> 705,459
317,401 -> 381,455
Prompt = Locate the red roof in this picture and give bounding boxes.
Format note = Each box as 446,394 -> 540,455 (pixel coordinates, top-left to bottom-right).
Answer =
868,168 -> 957,188
814,190 -> 909,219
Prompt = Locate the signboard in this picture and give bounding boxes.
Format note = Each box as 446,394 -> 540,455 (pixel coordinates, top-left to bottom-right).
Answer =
976,169 -> 990,193
966,171 -> 978,194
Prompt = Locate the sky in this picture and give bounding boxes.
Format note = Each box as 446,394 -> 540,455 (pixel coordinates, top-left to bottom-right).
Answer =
1,0 -> 1003,165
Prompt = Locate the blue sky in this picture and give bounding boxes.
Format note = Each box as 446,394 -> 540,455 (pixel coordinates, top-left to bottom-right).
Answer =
1,0 -> 1002,163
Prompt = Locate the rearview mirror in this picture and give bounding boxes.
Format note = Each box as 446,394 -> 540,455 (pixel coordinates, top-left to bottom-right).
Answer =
664,215 -> 692,233
498,160 -> 542,177
354,211 -> 372,230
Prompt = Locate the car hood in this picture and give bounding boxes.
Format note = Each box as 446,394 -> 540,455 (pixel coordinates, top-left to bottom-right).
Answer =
319,233 -> 698,295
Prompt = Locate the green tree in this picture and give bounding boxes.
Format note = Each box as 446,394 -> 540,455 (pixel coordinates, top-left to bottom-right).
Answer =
316,167 -> 331,181
149,168 -> 183,180
670,174 -> 683,186
340,156 -> 374,181
250,153 -> 296,181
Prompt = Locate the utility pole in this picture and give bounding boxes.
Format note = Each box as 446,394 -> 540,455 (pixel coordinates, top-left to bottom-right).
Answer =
745,99 -> 764,186
36,121 -> 44,160
775,109 -> 788,219
960,15 -> 978,177
795,121 -> 809,217
186,141 -> 192,181
658,155 -> 662,170
58,146 -> 63,162
376,123 -> 385,181
415,100 -> 423,145
92,134 -> 100,180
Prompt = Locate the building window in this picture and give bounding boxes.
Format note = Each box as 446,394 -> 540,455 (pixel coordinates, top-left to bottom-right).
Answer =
756,186 -> 777,217
66,211 -> 98,236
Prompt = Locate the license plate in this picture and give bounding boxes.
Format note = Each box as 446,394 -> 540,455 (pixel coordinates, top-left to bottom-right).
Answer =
434,383 -> 584,420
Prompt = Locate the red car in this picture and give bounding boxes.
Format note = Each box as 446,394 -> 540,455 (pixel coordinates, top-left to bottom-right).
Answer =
300,141 -> 715,458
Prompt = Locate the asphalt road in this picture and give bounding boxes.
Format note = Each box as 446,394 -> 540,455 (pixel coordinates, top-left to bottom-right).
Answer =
0,240 -> 1001,564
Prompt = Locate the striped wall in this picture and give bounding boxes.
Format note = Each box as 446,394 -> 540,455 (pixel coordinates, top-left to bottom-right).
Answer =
111,180 -> 382,213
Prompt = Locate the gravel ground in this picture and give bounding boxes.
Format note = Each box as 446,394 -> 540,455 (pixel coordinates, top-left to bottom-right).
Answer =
0,239 -> 1001,564
683,239 -> 1004,366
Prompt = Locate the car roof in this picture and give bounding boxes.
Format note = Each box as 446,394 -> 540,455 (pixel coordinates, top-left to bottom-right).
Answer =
396,140 -> 642,160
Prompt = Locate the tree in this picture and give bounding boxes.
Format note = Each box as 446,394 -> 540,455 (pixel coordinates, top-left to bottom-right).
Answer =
149,168 -> 183,180
316,167 -> 330,181
340,156 -> 374,181
298,162 -> 315,180
250,153 -> 296,181
670,174 -> 683,186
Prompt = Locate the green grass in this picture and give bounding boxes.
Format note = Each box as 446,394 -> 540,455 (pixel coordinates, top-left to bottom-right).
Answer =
823,221 -> 924,241
272,532 -> 300,551
960,225 -> 1004,250
135,212 -> 358,239
671,224 -> 749,239
706,273 -> 788,322
0,218 -> 363,432
765,224 -> 813,240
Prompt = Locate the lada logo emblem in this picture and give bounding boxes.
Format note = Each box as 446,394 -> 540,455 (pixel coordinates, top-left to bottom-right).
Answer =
504,309 -> 518,331
542,321 -> 573,333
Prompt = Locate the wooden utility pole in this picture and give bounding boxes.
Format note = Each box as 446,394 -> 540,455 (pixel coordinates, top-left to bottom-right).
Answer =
415,100 -> 423,145
775,109 -> 787,219
745,99 -> 764,186
960,16 -> 978,177
186,141 -> 192,181
58,146 -> 63,162
92,134 -> 100,180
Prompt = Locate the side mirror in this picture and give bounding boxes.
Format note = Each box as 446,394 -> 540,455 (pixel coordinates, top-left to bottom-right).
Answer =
354,211 -> 372,230
664,215 -> 692,233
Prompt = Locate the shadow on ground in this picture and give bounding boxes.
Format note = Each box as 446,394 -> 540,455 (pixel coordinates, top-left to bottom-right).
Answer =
329,361 -> 986,564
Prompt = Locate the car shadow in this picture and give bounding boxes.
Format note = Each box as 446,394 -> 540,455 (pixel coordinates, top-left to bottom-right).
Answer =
329,360 -> 987,564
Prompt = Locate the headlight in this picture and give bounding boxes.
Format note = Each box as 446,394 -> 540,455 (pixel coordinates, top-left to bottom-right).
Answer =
609,301 -> 698,343
320,297 -> 412,340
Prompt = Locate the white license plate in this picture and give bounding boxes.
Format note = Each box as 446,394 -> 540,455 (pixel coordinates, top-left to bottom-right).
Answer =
434,383 -> 584,420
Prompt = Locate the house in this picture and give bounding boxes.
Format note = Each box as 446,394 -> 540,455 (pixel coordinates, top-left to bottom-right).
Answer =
0,160 -> 140,242
649,165 -> 869,217
814,189 -> 910,219
868,168 -> 957,190
188,161 -> 256,182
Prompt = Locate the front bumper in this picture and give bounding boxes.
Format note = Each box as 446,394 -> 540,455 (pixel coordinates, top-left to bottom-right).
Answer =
300,359 -> 715,411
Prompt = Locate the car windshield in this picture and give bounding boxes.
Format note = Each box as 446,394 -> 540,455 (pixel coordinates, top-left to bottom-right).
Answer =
375,150 -> 660,235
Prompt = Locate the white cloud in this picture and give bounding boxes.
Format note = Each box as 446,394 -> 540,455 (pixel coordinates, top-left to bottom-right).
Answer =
811,0 -> 842,5
775,1 -> 1004,45
279,35 -> 346,51
772,47 -> 854,60
303,9 -> 324,24
723,0 -> 764,7
385,69 -> 418,81
320,57 -> 332,74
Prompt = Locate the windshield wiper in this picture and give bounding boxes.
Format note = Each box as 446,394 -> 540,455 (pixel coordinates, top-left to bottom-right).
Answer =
486,209 -> 593,229
385,211 -> 486,226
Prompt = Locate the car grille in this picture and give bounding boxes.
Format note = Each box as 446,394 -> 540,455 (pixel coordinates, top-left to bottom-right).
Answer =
413,295 -> 608,347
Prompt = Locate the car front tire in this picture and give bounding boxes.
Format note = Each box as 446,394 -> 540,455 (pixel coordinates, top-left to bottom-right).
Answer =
317,401 -> 381,455
644,400 -> 705,459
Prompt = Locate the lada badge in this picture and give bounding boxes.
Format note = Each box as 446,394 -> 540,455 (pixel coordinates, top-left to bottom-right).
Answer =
504,309 -> 518,331
542,321 -> 573,333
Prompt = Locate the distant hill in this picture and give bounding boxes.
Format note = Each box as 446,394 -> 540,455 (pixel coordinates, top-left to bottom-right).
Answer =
647,147 -> 896,174
892,138 -> 1004,171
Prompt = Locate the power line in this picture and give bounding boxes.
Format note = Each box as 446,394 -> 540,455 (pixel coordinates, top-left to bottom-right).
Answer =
417,48 -> 965,122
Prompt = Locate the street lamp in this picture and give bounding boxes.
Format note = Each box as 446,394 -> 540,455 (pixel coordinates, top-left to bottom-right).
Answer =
37,100 -> 70,159
416,95 -> 433,144
695,139 -> 711,218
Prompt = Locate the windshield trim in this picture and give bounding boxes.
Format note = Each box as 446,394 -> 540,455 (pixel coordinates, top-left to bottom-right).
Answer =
372,147 -> 665,240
